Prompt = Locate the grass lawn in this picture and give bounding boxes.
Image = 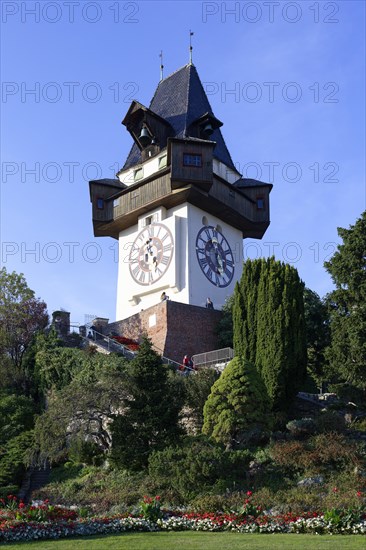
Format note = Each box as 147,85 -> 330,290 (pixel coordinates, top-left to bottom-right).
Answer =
2,532 -> 365,549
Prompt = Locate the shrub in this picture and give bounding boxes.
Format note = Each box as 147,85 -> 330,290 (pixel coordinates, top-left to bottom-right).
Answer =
0,431 -> 34,487
202,357 -> 272,448
148,438 -> 252,501
352,417 -> 366,432
286,418 -> 316,438
190,494 -> 228,512
33,465 -> 145,514
311,433 -> 362,470
269,440 -> 306,473
270,432 -> 363,475
139,495 -> 162,522
315,410 -> 346,434
184,368 -> 219,431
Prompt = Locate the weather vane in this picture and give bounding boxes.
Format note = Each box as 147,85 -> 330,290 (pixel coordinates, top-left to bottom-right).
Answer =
189,30 -> 194,65
159,50 -> 164,81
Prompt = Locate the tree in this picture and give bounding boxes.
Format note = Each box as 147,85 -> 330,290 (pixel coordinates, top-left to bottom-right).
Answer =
324,211 -> 366,392
0,392 -> 36,446
0,392 -> 36,488
233,258 -> 307,412
34,330 -> 86,391
216,295 -> 234,348
32,352 -> 129,464
183,368 -> 219,431
0,268 -> 48,381
110,337 -> 184,470
202,356 -> 271,449
303,288 -> 330,388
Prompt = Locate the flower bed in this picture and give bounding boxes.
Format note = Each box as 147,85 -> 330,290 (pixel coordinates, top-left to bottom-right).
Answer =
0,495 -> 365,543
111,336 -> 139,351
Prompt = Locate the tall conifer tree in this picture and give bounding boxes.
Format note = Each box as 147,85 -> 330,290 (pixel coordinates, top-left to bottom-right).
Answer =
324,211 -> 366,392
233,257 -> 306,412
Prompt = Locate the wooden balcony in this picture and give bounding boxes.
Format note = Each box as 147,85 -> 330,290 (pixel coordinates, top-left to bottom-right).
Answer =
91,168 -> 270,240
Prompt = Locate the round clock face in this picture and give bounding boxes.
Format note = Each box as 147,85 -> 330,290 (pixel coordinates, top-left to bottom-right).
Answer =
196,226 -> 235,287
129,223 -> 174,286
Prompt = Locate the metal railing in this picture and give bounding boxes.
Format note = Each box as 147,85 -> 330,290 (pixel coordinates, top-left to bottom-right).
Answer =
71,324 -> 208,374
192,347 -> 234,370
151,343 -> 189,373
84,328 -> 136,360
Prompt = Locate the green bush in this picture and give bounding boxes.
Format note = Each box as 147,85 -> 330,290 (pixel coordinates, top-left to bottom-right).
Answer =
352,417 -> 366,432
315,410 -> 346,433
0,430 -> 34,487
202,357 -> 272,448
269,432 -> 363,475
148,437 -> 252,501
34,465 -> 145,514
68,437 -> 104,466
286,418 -> 316,438
190,494 -> 228,512
0,393 -> 36,445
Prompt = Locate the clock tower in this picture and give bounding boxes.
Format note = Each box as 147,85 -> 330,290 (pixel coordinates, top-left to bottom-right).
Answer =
89,63 -> 272,326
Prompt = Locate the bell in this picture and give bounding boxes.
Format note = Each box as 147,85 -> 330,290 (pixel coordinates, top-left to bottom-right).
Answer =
139,126 -> 151,147
202,122 -> 214,136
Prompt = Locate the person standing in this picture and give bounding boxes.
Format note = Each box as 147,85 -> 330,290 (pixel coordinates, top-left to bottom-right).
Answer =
206,297 -> 214,309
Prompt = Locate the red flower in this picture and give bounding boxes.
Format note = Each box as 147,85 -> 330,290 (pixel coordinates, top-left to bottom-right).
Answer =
18,502 -> 25,509
155,495 -> 161,501
357,491 -> 362,497
332,487 -> 338,493
246,490 -> 253,497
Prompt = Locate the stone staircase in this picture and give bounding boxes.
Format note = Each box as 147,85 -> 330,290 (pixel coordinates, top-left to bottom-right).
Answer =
84,329 -> 186,371
82,329 -> 136,359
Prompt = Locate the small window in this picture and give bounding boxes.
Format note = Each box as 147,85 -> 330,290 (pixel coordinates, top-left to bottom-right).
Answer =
96,198 -> 104,209
158,155 -> 167,169
134,168 -> 143,181
183,153 -> 202,167
256,197 -> 265,210
145,216 -> 153,226
113,198 -> 120,207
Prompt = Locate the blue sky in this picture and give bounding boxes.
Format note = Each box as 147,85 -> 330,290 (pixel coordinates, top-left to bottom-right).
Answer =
1,0 -> 365,326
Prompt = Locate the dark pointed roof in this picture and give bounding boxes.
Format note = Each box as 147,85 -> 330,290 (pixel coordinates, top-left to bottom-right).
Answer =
123,64 -> 236,171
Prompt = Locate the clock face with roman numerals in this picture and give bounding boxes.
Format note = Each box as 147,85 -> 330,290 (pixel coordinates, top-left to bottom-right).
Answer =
129,223 -> 174,286
196,226 -> 235,288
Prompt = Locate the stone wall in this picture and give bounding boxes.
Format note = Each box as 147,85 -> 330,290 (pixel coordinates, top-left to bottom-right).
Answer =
106,300 -> 222,363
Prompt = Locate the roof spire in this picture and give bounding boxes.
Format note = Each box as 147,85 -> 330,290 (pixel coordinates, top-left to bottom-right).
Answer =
159,50 -> 164,81
189,30 -> 194,65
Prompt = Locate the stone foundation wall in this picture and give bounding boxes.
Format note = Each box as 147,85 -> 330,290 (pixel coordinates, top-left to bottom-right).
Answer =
106,301 -> 222,363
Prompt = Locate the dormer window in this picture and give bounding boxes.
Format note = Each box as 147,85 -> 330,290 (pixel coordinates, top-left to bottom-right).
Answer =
183,153 -> 202,167
158,155 -> 167,169
96,198 -> 104,209
134,168 -> 143,181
